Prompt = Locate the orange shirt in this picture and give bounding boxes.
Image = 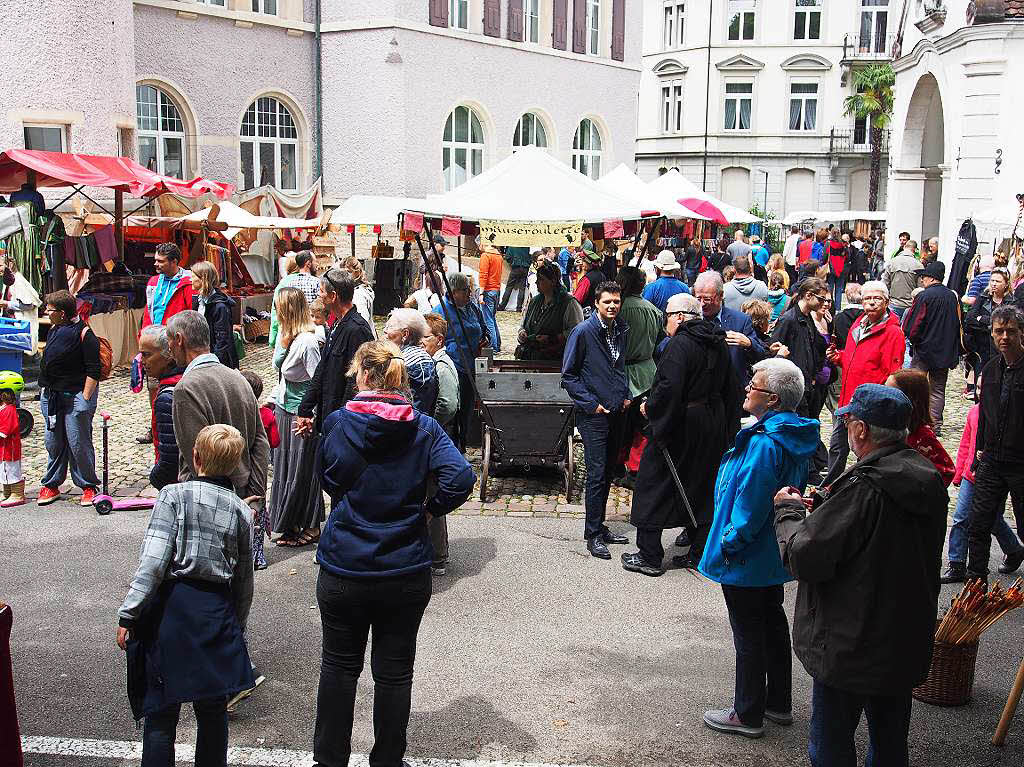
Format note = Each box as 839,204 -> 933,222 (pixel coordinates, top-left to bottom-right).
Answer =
478,250 -> 504,292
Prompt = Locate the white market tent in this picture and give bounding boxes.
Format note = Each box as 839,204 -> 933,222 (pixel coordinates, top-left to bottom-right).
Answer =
179,200 -> 318,240
404,147 -> 657,223
780,209 -> 887,226
0,206 -> 30,240
971,202 -> 1023,235
596,164 -> 708,221
331,195 -> 424,228
648,169 -> 762,224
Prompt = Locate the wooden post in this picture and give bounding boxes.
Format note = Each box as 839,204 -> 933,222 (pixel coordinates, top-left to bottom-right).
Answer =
350,230 -> 356,260
993,654 -> 1024,745
114,189 -> 124,260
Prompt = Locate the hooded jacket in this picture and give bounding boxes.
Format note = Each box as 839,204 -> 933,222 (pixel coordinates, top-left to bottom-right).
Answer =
835,311 -> 905,408
150,368 -> 184,490
316,392 -> 475,578
699,411 -> 819,587
775,443 -> 948,695
197,289 -> 238,369
561,312 -> 630,413
771,303 -> 826,396
765,289 -> 789,322
903,282 -> 963,370
723,275 -> 768,312
142,270 -> 193,329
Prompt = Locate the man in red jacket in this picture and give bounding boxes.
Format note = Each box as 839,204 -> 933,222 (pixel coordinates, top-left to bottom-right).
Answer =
821,281 -> 905,485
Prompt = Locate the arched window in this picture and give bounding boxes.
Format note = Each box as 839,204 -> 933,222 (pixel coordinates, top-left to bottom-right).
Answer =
442,105 -> 484,191
572,118 -> 603,180
240,96 -> 298,191
136,84 -> 186,179
512,113 -> 547,150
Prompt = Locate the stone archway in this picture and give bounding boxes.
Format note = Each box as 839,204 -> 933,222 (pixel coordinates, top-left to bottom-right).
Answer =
901,74 -> 945,241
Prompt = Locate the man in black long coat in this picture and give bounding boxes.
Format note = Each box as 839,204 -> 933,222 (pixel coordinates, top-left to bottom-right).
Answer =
622,293 -> 740,576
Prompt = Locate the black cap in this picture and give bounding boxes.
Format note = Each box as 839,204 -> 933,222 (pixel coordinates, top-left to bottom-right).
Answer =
920,260 -> 945,281
295,251 -> 314,269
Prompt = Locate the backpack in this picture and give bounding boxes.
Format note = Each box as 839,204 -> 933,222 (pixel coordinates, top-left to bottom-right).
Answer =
81,325 -> 114,381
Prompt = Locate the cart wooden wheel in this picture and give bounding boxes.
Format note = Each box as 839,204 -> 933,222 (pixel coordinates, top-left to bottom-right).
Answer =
564,430 -> 576,502
479,425 -> 491,502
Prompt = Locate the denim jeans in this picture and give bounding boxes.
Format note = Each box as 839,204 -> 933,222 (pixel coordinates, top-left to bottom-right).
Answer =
809,680 -> 912,767
40,389 -> 100,490
142,696 -> 228,767
722,584 -> 792,727
576,410 -> 623,540
684,267 -> 699,287
949,479 -> 1023,564
480,290 -> 502,353
498,267 -> 529,311
314,568 -> 431,767
828,273 -> 846,310
967,460 -> 1024,576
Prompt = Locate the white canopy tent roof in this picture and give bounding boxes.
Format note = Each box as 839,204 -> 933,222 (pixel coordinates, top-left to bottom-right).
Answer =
179,200 -> 318,240
647,169 -> 762,224
0,206 -> 30,240
404,147 -> 657,223
596,164 -> 708,221
780,209 -> 888,226
331,195 -> 424,228
970,202 -> 1023,235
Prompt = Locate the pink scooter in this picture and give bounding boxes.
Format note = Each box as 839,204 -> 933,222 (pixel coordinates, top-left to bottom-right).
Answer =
93,412 -> 156,516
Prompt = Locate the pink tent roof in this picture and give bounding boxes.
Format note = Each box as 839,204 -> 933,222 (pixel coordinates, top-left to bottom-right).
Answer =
0,149 -> 233,199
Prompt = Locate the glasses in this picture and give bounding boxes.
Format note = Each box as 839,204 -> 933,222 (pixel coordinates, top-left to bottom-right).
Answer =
668,310 -> 700,318
745,382 -> 775,395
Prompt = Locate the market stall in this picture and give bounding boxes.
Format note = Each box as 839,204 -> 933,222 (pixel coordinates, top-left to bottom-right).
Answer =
648,169 -> 762,226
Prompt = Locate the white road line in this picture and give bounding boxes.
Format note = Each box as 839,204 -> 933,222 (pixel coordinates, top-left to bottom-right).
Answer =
21,736 -> 597,767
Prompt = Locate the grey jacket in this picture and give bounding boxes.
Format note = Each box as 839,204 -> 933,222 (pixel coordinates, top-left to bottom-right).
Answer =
884,254 -> 923,310
432,349 -> 460,427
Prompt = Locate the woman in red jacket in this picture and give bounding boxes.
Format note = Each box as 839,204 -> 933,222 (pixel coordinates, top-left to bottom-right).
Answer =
886,369 -> 954,486
826,232 -> 848,310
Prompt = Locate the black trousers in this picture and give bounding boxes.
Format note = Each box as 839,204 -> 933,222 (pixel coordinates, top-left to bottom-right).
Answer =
498,267 -> 529,311
454,369 -> 475,453
314,569 -> 431,767
722,584 -> 792,727
967,459 -> 1024,577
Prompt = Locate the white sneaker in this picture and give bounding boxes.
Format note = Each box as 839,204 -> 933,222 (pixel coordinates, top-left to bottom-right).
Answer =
226,673 -> 265,713
703,708 -> 764,738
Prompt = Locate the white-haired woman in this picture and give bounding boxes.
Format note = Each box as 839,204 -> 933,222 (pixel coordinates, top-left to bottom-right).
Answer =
698,357 -> 820,738
384,308 -> 439,415
270,286 -> 324,547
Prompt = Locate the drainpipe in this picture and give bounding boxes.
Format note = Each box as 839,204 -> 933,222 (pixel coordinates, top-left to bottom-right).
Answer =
315,0 -> 324,184
702,1 -> 713,191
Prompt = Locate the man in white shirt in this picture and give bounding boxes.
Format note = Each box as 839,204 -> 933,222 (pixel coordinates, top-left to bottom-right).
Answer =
782,226 -> 801,269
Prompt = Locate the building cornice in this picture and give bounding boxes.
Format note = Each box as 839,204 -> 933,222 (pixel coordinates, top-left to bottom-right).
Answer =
715,54 -> 765,72
320,18 -> 642,72
133,0 -> 314,33
893,22 -> 1024,73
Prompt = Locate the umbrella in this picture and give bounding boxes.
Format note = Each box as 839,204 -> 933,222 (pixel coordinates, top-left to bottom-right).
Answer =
678,198 -> 730,226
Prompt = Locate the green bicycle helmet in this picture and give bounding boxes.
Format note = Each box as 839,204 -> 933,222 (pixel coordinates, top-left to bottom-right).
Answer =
0,370 -> 24,395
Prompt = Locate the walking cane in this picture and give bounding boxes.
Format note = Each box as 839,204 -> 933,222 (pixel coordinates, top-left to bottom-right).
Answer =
662,446 -> 698,530
993,653 -> 1024,745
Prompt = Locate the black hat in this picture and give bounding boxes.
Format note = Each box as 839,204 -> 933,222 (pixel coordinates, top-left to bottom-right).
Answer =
920,260 -> 945,281
432,234 -> 448,246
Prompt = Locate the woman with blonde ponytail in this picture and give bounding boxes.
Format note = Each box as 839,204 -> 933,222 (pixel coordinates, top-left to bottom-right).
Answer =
312,339 -> 474,765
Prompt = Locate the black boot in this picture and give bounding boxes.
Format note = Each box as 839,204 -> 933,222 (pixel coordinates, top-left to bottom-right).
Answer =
999,549 -> 1024,574
939,561 -> 966,584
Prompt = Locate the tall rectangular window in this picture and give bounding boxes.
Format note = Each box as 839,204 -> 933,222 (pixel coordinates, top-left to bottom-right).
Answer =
723,82 -> 752,130
251,0 -> 277,14
859,0 -> 888,53
24,125 -> 66,152
586,0 -> 601,55
450,0 -> 468,29
789,83 -> 818,131
727,0 -> 756,42
793,0 -> 821,41
663,2 -> 685,49
524,0 -> 540,42
662,81 -> 683,133
195,0 -> 226,6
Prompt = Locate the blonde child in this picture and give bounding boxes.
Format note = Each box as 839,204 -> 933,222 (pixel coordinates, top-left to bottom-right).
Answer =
310,297 -> 328,343
0,373 -> 24,507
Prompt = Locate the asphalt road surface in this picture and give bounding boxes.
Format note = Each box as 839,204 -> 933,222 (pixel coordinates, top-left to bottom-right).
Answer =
4,499 -> 1024,767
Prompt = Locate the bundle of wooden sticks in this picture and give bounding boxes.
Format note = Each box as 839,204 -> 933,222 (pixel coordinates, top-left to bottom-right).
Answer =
936,578 -> 1024,645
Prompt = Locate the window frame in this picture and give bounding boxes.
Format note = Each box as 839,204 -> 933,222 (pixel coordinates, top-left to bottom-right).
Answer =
23,123 -> 66,153
251,0 -> 277,15
722,81 -> 754,132
663,2 -> 685,50
661,80 -> 684,134
572,118 -> 604,180
793,0 -> 822,42
512,112 -> 548,151
858,0 -> 889,54
442,105 -> 485,191
586,0 -> 601,56
787,81 -> 819,132
195,0 -> 226,6
449,0 -> 468,30
523,0 -> 540,43
726,0 -> 756,42
136,84 -> 188,179
239,96 -> 300,192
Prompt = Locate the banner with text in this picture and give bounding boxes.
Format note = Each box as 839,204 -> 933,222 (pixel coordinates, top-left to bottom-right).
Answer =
479,219 -> 583,247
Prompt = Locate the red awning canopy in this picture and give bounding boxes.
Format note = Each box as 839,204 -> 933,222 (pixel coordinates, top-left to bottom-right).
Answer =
0,149 -> 233,199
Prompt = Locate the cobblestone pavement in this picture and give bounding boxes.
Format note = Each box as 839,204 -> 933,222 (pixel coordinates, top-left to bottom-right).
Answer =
20,309 -> 999,525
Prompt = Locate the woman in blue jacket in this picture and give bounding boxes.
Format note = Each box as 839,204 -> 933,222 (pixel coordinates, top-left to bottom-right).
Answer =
314,339 -> 474,767
698,357 -> 820,739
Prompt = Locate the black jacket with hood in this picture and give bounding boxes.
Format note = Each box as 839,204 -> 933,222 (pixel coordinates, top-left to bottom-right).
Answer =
774,443 -> 948,696
196,290 -> 238,370
771,303 -> 826,394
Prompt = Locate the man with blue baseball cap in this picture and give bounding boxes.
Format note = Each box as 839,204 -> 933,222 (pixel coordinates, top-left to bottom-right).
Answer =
772,383 -> 948,766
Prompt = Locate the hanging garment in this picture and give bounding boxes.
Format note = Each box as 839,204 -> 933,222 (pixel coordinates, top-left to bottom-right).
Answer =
93,226 -> 118,265
947,220 -> 977,298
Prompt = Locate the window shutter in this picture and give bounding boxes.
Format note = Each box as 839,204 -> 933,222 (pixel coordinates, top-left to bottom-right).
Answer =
484,0 -> 501,37
508,1 -> 524,41
611,0 -> 625,61
572,0 -> 586,53
552,0 -> 568,50
428,0 -> 448,27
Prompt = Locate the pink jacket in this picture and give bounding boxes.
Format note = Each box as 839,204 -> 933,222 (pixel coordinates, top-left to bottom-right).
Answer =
952,405 -> 979,486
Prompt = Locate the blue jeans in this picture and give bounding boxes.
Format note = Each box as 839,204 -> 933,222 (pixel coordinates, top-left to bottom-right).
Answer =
828,273 -> 846,310
809,680 -> 912,767
684,267 -> 699,287
40,389 -> 100,490
948,479 -> 1023,564
142,696 -> 227,767
481,290 -> 502,353
576,410 -> 623,540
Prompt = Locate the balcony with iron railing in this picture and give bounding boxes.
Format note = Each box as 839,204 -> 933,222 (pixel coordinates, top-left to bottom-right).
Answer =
841,32 -> 897,61
828,127 -> 890,155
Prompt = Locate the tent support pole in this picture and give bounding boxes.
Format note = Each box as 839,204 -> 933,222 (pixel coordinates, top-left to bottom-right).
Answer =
114,189 -> 124,260
350,229 -> 355,260
414,224 -> 502,450
51,186 -> 86,211
629,224 -> 644,266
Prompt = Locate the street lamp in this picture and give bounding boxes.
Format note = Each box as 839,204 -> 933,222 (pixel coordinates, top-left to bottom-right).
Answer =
757,168 -> 769,212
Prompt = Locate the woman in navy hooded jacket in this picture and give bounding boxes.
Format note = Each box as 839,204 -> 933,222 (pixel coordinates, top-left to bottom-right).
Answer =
698,357 -> 820,739
313,339 -> 474,767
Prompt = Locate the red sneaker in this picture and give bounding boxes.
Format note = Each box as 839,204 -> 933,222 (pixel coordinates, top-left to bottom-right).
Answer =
80,487 -> 97,506
37,486 -> 60,505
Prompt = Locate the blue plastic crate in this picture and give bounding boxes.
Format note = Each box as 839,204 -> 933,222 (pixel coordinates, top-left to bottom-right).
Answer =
0,350 -> 22,374
0,317 -> 31,353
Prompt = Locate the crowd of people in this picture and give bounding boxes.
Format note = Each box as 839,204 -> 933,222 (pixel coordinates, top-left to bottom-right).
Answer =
13,218 -> 1012,767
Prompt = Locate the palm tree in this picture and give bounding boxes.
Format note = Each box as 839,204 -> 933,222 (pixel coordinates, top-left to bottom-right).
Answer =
843,63 -> 895,211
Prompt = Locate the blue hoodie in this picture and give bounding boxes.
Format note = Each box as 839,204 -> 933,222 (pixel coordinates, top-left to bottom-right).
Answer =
316,392 -> 475,578
699,410 -> 820,587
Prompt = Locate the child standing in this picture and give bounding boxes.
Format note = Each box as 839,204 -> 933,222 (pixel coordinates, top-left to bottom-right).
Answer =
0,372 -> 24,508
117,424 -> 255,764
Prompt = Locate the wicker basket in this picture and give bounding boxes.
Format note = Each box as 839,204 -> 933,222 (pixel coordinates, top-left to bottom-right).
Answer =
912,638 -> 979,706
243,318 -> 270,343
